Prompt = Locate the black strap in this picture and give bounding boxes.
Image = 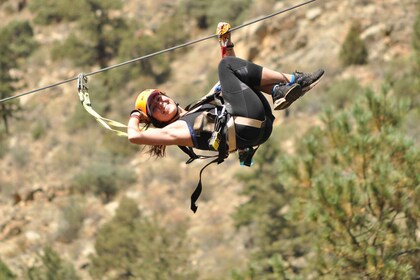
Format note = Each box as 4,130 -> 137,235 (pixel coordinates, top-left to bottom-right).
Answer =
177,146 -> 199,164
190,158 -> 219,213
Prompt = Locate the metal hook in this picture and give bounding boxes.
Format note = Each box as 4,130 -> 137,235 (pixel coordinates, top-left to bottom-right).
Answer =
77,73 -> 88,93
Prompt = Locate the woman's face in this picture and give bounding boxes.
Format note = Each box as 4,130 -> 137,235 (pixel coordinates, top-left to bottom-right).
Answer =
148,93 -> 178,123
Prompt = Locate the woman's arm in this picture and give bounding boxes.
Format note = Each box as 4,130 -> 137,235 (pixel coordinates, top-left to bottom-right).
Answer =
127,117 -> 193,146
127,114 -> 193,147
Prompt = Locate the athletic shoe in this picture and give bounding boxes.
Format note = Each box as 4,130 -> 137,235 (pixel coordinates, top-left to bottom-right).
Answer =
294,69 -> 325,93
272,83 -> 303,110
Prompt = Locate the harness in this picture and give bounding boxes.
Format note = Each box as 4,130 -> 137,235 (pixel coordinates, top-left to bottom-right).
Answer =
179,83 -> 266,213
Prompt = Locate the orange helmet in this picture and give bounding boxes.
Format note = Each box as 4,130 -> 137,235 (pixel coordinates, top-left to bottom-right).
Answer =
134,89 -> 161,116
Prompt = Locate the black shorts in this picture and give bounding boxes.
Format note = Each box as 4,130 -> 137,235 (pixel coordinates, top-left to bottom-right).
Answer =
218,57 -> 274,147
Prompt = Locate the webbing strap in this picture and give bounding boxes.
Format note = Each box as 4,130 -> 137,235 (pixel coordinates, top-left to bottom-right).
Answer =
227,117 -> 237,152
190,158 -> 219,213
234,116 -> 265,128
77,74 -> 129,137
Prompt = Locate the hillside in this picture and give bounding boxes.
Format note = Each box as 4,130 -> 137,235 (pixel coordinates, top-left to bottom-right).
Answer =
0,0 -> 418,279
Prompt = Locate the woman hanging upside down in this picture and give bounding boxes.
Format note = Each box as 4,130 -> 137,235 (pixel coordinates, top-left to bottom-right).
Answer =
128,22 -> 324,154
127,22 -> 324,211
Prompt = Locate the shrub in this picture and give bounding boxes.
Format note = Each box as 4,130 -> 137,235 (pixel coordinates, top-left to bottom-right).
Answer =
31,121 -> 48,140
295,77 -> 365,113
65,103 -> 96,134
101,131 -> 139,158
57,197 -> 85,243
71,160 -> 136,203
89,197 -> 197,279
179,0 -> 252,29
233,87 -> 419,278
26,246 -> 80,280
412,3 -> 420,69
0,259 -> 16,280
0,130 -> 8,158
28,0 -> 84,24
339,21 -> 368,66
0,20 -> 35,133
10,145 -> 29,168
1,20 -> 37,58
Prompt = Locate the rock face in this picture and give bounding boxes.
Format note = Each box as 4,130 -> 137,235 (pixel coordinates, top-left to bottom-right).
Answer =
0,0 -> 417,278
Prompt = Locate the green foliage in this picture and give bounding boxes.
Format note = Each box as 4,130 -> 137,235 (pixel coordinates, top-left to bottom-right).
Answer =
323,78 -> 364,109
65,102 -> 99,133
384,57 -> 420,109
101,131 -> 139,158
340,21 -> 368,66
232,139 -> 309,279
1,20 -> 38,58
297,77 -> 365,113
0,20 -> 36,133
412,4 -> 420,69
71,158 -> 136,203
31,120 -> 48,140
10,144 -> 29,168
52,33 -> 98,68
89,196 -> 197,279
180,0 -> 252,29
26,246 -> 80,280
28,0 -> 83,24
233,87 -> 419,278
299,89 -> 419,278
0,258 -> 16,280
50,0 -> 126,68
116,28 -> 172,85
206,0 -> 253,27
0,130 -> 8,158
57,197 -> 86,243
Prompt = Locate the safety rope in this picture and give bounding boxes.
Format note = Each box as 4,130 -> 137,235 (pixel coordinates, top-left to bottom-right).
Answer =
77,74 -> 129,136
0,0 -> 317,104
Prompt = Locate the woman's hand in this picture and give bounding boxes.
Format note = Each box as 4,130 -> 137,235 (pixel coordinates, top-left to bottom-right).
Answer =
130,109 -> 147,123
216,22 -> 232,47
216,22 -> 235,58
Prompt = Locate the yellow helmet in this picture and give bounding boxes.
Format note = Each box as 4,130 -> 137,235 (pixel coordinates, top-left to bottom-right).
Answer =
134,89 -> 160,116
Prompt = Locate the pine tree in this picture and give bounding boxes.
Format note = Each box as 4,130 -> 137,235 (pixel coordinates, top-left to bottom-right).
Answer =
339,21 -> 368,66
0,20 -> 36,133
51,0 -> 126,68
233,86 -> 419,279
282,87 -> 419,278
89,196 -> 197,279
26,247 -> 80,280
232,140 -> 311,279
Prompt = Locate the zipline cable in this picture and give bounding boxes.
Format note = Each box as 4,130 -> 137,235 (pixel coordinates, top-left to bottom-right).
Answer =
0,0 -> 317,104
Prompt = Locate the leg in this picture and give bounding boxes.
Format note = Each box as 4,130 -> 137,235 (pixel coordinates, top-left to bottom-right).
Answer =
262,68 -> 326,110
217,57 -> 268,120
260,68 -> 293,86
218,57 -> 274,147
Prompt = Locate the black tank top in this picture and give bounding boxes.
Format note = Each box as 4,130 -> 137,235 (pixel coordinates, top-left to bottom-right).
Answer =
179,103 -> 217,150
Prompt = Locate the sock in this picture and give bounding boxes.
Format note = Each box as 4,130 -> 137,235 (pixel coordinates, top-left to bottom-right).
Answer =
287,74 -> 295,86
271,84 -> 279,95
